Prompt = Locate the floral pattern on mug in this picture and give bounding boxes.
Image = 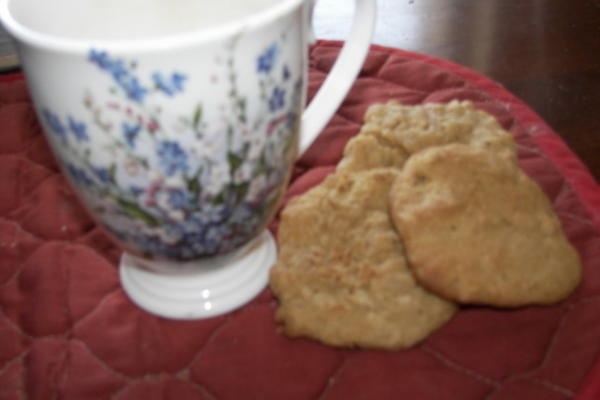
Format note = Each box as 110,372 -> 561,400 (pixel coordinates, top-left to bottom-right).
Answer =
43,38 -> 303,260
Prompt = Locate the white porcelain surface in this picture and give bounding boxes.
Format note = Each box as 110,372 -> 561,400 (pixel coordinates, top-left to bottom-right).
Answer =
120,230 -> 277,319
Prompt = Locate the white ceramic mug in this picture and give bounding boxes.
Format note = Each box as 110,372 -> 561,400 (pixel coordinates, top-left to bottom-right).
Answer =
0,0 -> 376,319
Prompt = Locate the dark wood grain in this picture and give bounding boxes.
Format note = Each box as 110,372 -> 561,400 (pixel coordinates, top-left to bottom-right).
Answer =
314,0 -> 600,180
1,0 -> 599,179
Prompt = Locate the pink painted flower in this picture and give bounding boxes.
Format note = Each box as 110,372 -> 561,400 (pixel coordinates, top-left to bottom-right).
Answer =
266,114 -> 288,136
143,180 -> 163,207
147,119 -> 160,133
125,157 -> 141,176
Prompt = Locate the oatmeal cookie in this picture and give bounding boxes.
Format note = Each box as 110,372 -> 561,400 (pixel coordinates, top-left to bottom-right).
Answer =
336,132 -> 409,173
338,100 -> 516,175
389,144 -> 581,307
270,169 -> 456,349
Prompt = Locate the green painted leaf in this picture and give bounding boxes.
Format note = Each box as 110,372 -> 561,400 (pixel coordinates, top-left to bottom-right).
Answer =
237,98 -> 247,123
193,104 -> 203,130
227,125 -> 234,142
117,199 -> 160,227
212,191 -> 225,205
186,171 -> 202,202
255,155 -> 267,176
228,152 -> 243,173
108,164 -> 117,182
138,157 -> 149,168
187,178 -> 199,195
242,142 -> 250,157
232,182 -> 249,203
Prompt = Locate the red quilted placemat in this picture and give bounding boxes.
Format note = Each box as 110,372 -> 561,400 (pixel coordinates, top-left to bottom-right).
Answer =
1,41 -> 599,399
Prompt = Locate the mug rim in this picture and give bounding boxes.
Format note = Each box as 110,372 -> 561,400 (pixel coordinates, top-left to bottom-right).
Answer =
0,0 -> 305,53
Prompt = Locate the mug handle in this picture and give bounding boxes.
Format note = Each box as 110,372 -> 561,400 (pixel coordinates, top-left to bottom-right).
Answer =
299,0 -> 377,153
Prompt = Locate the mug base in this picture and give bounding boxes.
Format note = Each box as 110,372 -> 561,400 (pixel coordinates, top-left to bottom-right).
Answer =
119,230 -> 277,319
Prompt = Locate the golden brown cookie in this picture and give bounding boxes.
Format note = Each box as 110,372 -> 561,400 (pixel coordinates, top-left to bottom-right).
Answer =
389,144 -> 581,307
270,169 -> 456,350
336,132 -> 408,174
341,100 -> 516,170
337,100 -> 515,176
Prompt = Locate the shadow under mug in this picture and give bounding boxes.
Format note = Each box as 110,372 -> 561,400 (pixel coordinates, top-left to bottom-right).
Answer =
0,0 -> 377,319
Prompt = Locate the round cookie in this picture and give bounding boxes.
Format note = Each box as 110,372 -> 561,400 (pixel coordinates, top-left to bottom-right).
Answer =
389,144 -> 582,307
270,169 -> 456,350
359,100 -> 516,162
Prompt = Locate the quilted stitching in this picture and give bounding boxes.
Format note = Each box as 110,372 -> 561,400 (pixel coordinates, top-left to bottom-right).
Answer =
0,42 -> 599,399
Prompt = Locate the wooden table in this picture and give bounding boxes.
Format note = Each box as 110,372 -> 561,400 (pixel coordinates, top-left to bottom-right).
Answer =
314,0 -> 600,181
2,0 -> 599,180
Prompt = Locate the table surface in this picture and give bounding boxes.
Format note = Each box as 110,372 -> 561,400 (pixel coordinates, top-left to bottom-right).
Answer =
1,0 -> 599,181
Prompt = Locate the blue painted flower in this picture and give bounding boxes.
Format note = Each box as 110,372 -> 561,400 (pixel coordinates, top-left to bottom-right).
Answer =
42,109 -> 66,139
93,167 -> 112,184
257,43 -> 278,74
121,77 -> 148,103
88,49 -> 148,103
157,141 -> 189,176
130,186 -> 145,197
197,203 -> 229,225
229,203 -> 258,226
163,216 -> 224,257
122,122 -> 141,148
88,49 -> 112,69
190,235 -> 216,256
283,65 -> 291,81
202,224 -> 232,253
269,87 -> 286,112
168,188 -> 190,210
66,164 -> 94,187
152,72 -> 187,96
68,116 -> 89,142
